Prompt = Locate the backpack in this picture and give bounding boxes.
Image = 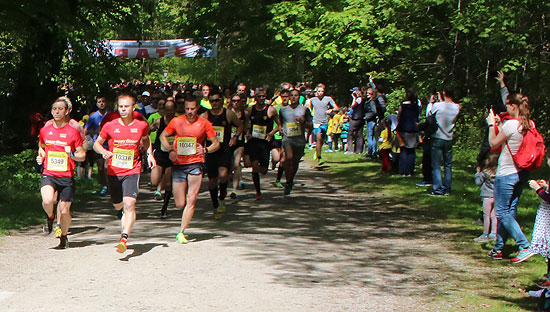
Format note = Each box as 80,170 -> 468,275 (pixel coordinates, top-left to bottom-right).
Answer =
419,112 -> 438,138
506,120 -> 545,171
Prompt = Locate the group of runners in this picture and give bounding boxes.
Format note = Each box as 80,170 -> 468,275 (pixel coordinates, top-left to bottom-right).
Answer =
36,82 -> 338,251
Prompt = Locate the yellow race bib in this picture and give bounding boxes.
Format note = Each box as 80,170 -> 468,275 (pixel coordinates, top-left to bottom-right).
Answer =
252,125 -> 267,139
176,137 -> 197,155
213,126 -> 225,143
47,151 -> 68,172
286,122 -> 301,137
112,148 -> 134,169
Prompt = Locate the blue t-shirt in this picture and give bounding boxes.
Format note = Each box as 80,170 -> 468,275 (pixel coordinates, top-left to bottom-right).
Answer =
85,110 -> 110,141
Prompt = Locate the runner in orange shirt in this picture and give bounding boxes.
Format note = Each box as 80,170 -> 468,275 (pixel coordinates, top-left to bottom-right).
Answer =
94,90 -> 156,253
159,94 -> 220,244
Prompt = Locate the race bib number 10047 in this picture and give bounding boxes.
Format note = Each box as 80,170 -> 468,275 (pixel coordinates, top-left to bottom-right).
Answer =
176,137 -> 197,155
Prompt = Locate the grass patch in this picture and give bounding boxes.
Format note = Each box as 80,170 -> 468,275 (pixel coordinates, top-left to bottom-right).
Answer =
307,147 -> 548,311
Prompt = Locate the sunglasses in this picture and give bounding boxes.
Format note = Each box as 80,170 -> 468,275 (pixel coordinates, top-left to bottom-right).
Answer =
231,99 -> 240,102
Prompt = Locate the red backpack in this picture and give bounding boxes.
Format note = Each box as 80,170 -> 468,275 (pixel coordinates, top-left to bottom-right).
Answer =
506,120 -> 545,171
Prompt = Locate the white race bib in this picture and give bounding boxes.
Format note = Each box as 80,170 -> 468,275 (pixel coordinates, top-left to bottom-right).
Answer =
286,122 -> 301,137
252,125 -> 267,139
213,126 -> 225,143
47,151 -> 68,172
112,148 -> 134,169
177,137 -> 197,155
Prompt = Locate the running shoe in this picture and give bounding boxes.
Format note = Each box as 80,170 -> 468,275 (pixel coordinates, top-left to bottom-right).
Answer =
415,181 -> 432,187
55,236 -> 69,250
213,212 -> 223,220
537,279 -> 550,289
317,158 -> 325,166
487,249 -> 503,260
511,249 -> 534,263
116,237 -> 128,253
284,183 -> 293,195
256,193 -> 262,200
99,186 -> 108,196
43,215 -> 54,235
274,181 -> 284,188
230,191 -> 237,199
176,231 -> 188,244
529,289 -> 545,297
217,200 -> 226,213
325,149 -> 333,153
53,224 -> 62,238
160,212 -> 168,219
473,234 -> 490,242
343,151 -> 354,155
154,190 -> 162,200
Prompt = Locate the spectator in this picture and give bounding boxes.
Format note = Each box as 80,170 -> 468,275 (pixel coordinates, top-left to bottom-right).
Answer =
486,73 -> 533,263
429,86 -> 460,196
473,152 -> 499,242
396,89 -> 420,176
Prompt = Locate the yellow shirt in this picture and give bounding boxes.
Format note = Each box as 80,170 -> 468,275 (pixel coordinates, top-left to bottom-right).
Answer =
379,129 -> 392,150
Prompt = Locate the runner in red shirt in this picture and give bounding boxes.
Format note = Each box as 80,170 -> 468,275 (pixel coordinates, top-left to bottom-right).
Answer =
159,94 -> 220,244
94,91 -> 156,253
37,97 -> 86,249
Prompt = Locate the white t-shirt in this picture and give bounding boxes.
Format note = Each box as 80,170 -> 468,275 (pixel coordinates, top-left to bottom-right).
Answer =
496,119 -> 523,177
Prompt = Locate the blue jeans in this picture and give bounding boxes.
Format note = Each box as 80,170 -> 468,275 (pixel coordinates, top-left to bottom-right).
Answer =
493,172 -> 530,251
365,121 -> 377,157
431,138 -> 453,194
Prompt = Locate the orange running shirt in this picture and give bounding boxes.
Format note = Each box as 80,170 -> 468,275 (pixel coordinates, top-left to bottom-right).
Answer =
163,115 -> 216,165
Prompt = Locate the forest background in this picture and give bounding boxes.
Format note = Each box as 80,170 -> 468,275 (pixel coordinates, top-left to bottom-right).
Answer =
1,0 -> 549,153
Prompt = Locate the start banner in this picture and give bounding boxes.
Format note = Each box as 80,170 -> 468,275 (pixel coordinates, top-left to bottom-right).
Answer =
104,39 -> 215,59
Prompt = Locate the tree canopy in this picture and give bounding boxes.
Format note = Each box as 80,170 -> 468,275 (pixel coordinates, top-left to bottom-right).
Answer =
1,0 -> 549,152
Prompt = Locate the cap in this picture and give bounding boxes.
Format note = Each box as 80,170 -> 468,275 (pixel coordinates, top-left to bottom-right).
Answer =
142,91 -> 151,97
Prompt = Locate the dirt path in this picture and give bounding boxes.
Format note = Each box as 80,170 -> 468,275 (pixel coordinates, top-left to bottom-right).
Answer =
0,161 -> 471,311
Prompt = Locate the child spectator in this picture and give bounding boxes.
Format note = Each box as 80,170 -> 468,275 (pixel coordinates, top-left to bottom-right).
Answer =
528,154 -> 550,288
378,118 -> 392,173
473,152 -> 499,242
340,114 -> 350,152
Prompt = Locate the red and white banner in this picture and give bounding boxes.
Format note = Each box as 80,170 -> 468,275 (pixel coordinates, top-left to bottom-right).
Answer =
104,39 -> 215,59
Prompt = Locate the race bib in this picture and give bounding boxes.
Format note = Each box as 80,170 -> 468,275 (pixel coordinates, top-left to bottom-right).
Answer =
161,136 -> 175,152
112,148 -> 134,169
213,126 -> 225,143
314,123 -> 321,129
47,151 -> 68,172
176,137 -> 197,155
286,122 -> 301,137
252,125 -> 267,139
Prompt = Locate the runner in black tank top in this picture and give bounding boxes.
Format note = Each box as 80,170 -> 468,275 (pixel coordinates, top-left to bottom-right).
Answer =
245,89 -> 280,200
151,100 -> 176,218
229,93 -> 248,199
202,91 -> 244,219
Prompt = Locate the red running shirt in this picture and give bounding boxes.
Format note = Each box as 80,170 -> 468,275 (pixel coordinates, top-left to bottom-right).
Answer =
163,115 -> 216,165
39,123 -> 83,177
99,118 -> 149,176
